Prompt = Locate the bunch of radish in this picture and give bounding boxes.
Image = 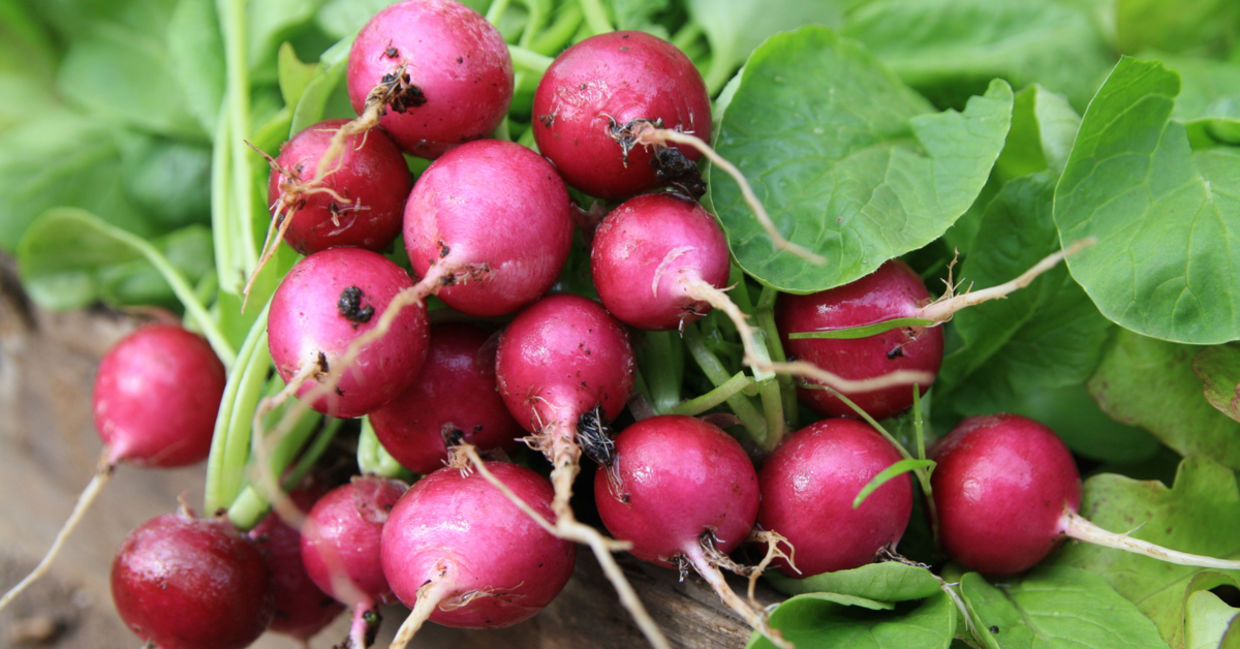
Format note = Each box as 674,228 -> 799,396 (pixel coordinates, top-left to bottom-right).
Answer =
7,2 -> 1239,649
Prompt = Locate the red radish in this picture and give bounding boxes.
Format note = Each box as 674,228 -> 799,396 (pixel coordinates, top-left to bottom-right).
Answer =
590,193 -> 731,331
301,476 -> 408,649
345,0 -> 513,159
381,460 -> 575,647
368,323 -> 520,475
777,260 -> 944,421
0,323 -> 226,611
758,417 -> 914,577
265,118 -> 411,255
593,415 -> 788,648
532,31 -> 711,199
931,413 -> 1240,577
110,508 -> 274,649
267,247 -> 428,418
403,138 -> 574,317
248,489 -> 344,641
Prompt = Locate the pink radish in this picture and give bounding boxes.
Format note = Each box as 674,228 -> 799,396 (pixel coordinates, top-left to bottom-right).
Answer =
532,31 -> 711,199
345,0 -> 513,159
590,193 -> 731,331
758,417 -> 914,576
368,323 -> 520,475
0,323 -> 226,611
110,508 -> 274,649
380,460 -> 575,647
265,118 -> 411,255
931,413 -> 1240,577
248,487 -> 343,641
267,246 -> 428,418
301,476 -> 408,648
402,138 -> 574,317
593,415 -> 787,646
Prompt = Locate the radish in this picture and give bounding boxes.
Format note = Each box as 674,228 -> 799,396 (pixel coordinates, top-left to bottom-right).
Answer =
402,138 -> 574,317
262,118 -> 410,253
0,323 -> 226,611
931,413 -> 1240,577
593,414 -> 789,647
368,323 -> 520,475
301,476 -> 408,649
590,193 -> 731,331
248,487 -> 343,641
757,417 -> 914,576
267,246 -> 428,419
380,458 -> 576,648
343,0 -> 512,160
532,31 -> 711,199
110,507 -> 274,649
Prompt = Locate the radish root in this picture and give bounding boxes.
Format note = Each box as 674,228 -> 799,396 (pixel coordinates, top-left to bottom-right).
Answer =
389,578 -> 448,649
683,540 -> 793,649
1061,509 -> 1240,570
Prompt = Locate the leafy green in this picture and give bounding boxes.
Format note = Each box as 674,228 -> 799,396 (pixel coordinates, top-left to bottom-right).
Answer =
1184,589 -> 1240,649
766,561 -> 943,601
749,590 -> 956,649
1089,330 -> 1240,468
1113,0 -> 1240,59
958,566 -> 1172,649
1193,343 -> 1240,422
709,26 -> 1012,294
1050,456 -> 1240,648
1053,57 -> 1240,345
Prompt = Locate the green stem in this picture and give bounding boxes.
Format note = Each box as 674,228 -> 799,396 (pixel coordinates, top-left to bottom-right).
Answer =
509,43 -> 554,75
670,20 -> 703,53
577,0 -> 612,35
757,285 -> 797,432
636,330 -> 683,414
531,3 -> 583,55
357,417 -> 415,480
226,397 -> 324,530
204,301 -> 271,514
219,0 -> 257,282
684,323 -> 767,444
668,371 -> 754,416
485,0 -> 511,24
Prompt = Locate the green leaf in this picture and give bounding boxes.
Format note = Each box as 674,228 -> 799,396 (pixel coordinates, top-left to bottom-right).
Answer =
247,0 -> 328,78
1185,589 -> 1240,649
709,26 -> 1012,294
1089,330 -> 1240,468
1193,343 -> 1240,423
788,317 -> 935,340
1053,57 -> 1240,344
996,85 -> 1081,179
749,589 -> 956,649
766,561 -> 944,602
840,0 -> 1114,110
1114,0 -> 1240,58
167,0 -> 225,134
316,0 -> 397,40
1049,456 -> 1240,648
277,42 -> 318,108
118,135 -> 213,230
958,566 -> 1171,649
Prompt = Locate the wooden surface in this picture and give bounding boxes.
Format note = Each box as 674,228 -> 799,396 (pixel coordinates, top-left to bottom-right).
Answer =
0,255 -> 764,649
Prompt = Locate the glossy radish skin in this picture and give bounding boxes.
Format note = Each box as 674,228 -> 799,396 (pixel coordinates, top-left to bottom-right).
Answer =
931,414 -> 1082,577
590,193 -> 730,330
93,323 -> 226,467
347,0 -> 513,158
403,139 -> 574,317
268,247 -> 428,418
532,31 -> 711,199
111,511 -> 274,649
495,294 -> 635,435
758,418 -> 913,576
594,415 -> 760,568
380,462 -> 575,628
267,118 -> 411,255
369,324 -> 520,475
248,489 -> 343,640
300,477 -> 407,609
777,259 -> 943,421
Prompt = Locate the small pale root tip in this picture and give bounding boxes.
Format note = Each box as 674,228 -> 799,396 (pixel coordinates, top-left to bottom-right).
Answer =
1061,509 -> 1240,571
684,541 -> 794,649
389,581 -> 446,649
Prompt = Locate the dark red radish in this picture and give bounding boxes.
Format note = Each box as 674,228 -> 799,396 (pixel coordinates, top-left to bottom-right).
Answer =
532,31 -> 711,199
248,488 -> 343,641
0,323 -> 227,611
777,259 -> 944,421
110,509 -> 274,649
931,413 -> 1240,577
265,118 -> 411,255
346,0 -> 513,159
368,323 -> 520,475
267,247 -> 428,418
593,415 -> 788,648
403,138 -> 574,317
381,460 -> 575,647
301,476 -> 408,649
590,193 -> 731,331
758,417 -> 913,577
